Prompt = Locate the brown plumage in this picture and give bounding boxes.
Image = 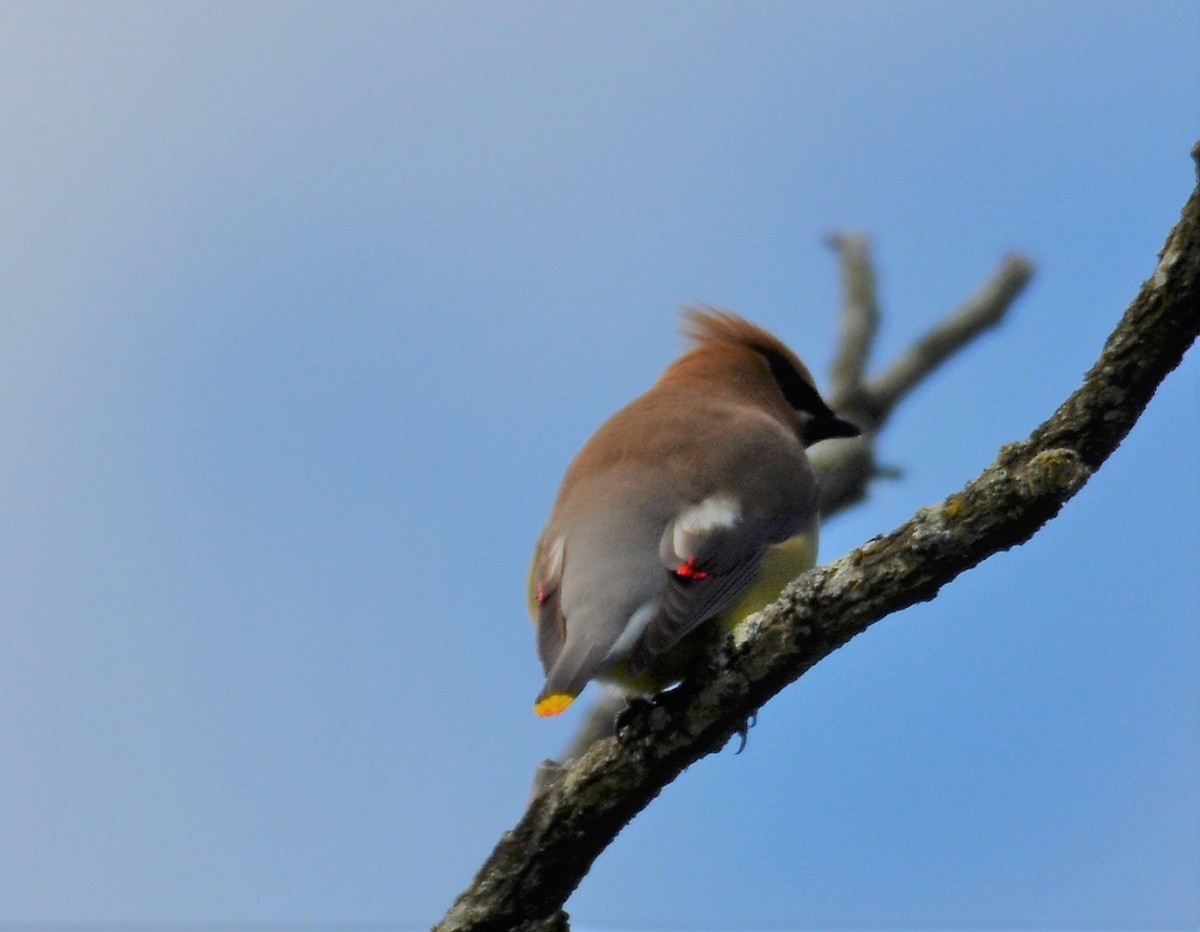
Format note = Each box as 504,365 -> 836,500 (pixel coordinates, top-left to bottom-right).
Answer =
530,307 -> 858,716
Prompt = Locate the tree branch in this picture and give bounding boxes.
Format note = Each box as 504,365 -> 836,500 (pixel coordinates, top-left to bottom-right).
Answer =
811,243 -> 1034,517
865,253 -> 1035,418
437,155 -> 1200,932
826,231 -> 880,401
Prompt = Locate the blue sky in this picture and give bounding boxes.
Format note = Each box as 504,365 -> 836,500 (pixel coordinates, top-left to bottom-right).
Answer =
1,2 -> 1196,928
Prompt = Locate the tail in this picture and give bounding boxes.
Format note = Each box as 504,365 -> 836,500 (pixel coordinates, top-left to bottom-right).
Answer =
534,638 -> 610,717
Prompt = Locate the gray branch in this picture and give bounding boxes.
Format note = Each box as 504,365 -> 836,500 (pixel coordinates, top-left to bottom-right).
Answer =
437,152 -> 1200,932
812,245 -> 1034,517
865,253 -> 1035,417
827,231 -> 880,401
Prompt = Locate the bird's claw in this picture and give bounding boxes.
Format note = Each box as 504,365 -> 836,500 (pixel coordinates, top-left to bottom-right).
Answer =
614,695 -> 655,739
733,711 -> 758,754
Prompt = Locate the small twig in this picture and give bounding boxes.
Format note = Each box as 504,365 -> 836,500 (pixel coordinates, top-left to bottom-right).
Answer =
826,232 -> 879,402
865,254 -> 1035,418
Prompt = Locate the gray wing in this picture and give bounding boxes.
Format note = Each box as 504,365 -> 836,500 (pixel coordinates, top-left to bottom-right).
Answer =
532,476 -> 675,706
625,494 -> 783,676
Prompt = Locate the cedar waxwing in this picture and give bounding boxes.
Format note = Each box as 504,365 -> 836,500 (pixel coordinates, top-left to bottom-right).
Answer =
529,308 -> 859,717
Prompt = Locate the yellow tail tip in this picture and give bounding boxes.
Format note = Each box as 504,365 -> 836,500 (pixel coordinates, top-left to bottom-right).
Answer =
534,693 -> 574,717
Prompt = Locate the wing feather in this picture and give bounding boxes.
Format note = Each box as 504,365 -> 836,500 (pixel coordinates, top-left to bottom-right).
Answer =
530,536 -> 566,672
626,497 -> 779,675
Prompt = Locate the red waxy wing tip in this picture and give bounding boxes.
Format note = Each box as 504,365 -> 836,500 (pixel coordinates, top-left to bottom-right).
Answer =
674,556 -> 709,580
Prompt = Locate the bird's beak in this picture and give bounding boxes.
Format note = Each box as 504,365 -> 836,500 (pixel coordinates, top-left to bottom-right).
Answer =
805,413 -> 861,445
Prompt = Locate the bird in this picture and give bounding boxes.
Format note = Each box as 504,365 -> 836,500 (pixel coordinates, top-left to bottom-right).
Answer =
529,307 -> 859,718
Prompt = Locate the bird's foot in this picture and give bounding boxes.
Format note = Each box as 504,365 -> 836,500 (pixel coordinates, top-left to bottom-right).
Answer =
614,695 -> 656,741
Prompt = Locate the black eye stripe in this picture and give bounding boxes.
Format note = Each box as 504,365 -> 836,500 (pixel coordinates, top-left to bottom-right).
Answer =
761,349 -> 833,417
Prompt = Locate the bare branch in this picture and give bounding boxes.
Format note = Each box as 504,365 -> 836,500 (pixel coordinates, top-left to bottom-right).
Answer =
865,254 -> 1035,418
810,248 -> 1034,517
437,161 -> 1200,931
826,231 -> 880,401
